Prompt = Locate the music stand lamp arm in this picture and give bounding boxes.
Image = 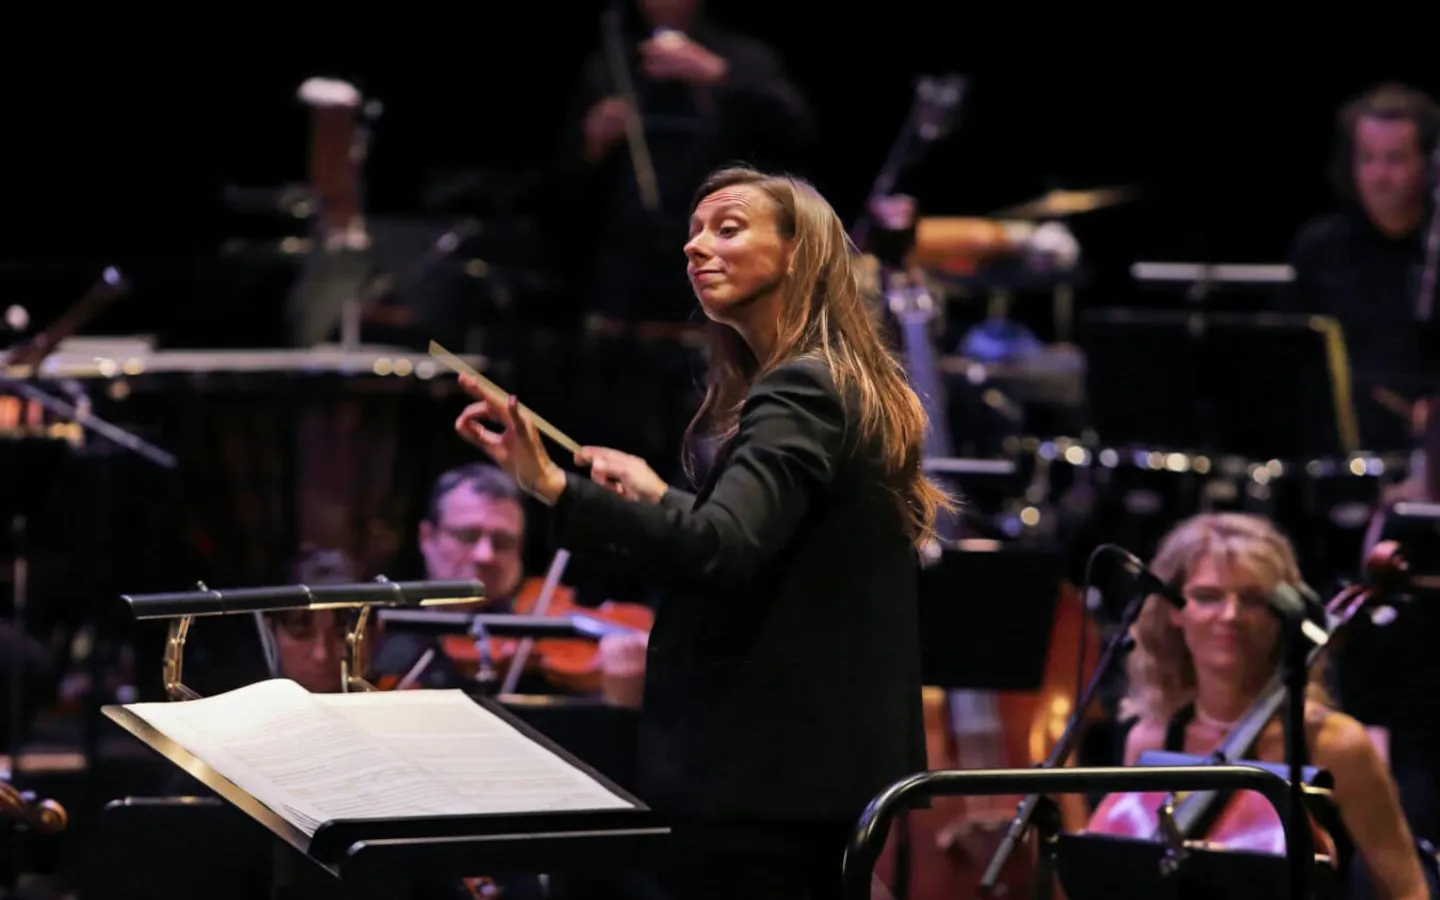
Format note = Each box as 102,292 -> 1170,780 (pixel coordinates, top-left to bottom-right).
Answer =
129,577 -> 484,700
163,612 -> 199,702
979,583 -> 1148,893
343,604 -> 376,693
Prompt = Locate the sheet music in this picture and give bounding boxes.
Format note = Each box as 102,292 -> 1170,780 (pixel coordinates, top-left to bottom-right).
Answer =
122,679 -> 632,838
320,689 -> 634,813
123,680 -> 493,834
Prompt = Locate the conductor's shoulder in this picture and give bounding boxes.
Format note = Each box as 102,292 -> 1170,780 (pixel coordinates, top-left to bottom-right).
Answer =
745,357 -> 847,444
751,356 -> 842,405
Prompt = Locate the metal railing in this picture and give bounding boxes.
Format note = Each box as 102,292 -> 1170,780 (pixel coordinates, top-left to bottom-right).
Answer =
843,765 -> 1310,900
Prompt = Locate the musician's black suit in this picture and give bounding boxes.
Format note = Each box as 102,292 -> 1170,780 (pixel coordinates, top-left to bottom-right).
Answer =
551,356 -> 926,899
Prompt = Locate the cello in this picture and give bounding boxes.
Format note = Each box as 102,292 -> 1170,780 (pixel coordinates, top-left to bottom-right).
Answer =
1084,541 -> 1411,877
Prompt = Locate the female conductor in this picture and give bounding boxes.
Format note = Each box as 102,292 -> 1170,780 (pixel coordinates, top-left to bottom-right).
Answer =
454,165 -> 950,900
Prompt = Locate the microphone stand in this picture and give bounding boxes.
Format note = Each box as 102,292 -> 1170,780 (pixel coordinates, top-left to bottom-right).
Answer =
1280,605 -> 1312,899
980,578 -> 1147,897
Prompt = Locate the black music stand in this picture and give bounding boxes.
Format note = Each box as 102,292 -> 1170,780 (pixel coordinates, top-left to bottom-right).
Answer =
1054,832 -> 1342,900
890,545 -> 1064,899
1081,309 -> 1357,459
100,693 -> 668,900
916,544 -> 1063,691
1057,748 -> 1347,900
89,797 -> 275,900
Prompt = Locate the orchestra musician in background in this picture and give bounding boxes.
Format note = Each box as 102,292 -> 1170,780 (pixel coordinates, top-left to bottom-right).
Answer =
1282,82 -> 1440,452
1109,513 -> 1429,900
455,165 -> 945,900
1282,82 -> 1440,860
369,463 -> 649,698
550,0 -> 816,488
418,463 -> 529,611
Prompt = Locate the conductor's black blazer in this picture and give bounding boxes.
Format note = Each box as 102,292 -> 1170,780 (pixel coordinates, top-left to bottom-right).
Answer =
552,356 -> 926,822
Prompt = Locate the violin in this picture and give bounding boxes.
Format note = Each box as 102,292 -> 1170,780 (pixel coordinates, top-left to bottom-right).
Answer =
436,549 -> 654,695
1085,540 -> 1410,863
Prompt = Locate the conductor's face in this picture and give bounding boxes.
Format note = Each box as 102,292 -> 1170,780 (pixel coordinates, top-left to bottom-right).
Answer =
685,184 -> 792,325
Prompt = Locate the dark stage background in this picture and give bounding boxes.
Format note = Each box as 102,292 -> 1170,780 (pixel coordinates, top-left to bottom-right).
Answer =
4,11 -> 1436,322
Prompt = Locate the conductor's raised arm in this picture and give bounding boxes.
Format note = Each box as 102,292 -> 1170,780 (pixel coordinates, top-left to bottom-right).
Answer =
552,359 -> 842,582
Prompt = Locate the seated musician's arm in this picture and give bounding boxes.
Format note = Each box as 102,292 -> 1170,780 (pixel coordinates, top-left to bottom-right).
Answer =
550,360 -> 843,582
1318,712 -> 1430,900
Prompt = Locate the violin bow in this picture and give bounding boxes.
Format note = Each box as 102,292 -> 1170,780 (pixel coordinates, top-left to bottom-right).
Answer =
498,549 -> 572,695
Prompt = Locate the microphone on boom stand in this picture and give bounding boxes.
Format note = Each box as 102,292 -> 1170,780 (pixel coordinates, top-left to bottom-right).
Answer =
981,542 -> 1182,897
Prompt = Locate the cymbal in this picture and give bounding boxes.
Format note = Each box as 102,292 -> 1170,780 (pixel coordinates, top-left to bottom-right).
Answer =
990,185 -> 1141,220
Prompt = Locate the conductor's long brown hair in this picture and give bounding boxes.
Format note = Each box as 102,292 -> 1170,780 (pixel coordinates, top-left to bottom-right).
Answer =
683,165 -> 955,549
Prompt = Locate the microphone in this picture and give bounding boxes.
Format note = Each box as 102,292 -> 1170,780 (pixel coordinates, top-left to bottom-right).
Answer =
1100,544 -> 1187,609
1266,582 -> 1331,649
121,578 -> 484,620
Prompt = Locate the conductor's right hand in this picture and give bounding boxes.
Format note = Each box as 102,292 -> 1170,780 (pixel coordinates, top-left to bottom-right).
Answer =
455,380 -> 566,506
582,96 -> 629,161
575,446 -> 669,505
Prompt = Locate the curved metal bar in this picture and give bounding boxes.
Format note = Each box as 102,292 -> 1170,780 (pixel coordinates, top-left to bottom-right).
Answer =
843,765 -> 1310,900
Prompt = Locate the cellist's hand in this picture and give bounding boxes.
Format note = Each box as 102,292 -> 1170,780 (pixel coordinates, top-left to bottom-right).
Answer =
575,446 -> 668,504
454,378 -> 566,505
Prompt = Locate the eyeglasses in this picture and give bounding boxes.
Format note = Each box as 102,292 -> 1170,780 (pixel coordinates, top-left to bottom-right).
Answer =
1182,586 -> 1270,610
439,525 -> 521,551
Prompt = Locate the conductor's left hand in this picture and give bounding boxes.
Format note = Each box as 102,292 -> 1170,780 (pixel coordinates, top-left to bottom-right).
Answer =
454,375 -> 567,505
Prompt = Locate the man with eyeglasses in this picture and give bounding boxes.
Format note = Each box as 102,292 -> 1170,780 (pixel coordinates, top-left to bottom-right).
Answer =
418,463 -> 528,611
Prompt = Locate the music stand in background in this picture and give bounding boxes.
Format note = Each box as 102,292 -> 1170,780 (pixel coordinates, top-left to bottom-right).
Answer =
885,544 -> 1064,899
1129,262 -> 1296,313
1080,309 -> 1357,460
1079,309 -> 1205,450
916,544 -> 1063,691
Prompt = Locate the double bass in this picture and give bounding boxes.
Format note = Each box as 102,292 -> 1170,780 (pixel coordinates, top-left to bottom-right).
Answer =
1084,541 -> 1411,877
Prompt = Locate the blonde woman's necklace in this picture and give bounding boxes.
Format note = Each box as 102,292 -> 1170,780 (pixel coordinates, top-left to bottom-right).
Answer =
1194,706 -> 1240,732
